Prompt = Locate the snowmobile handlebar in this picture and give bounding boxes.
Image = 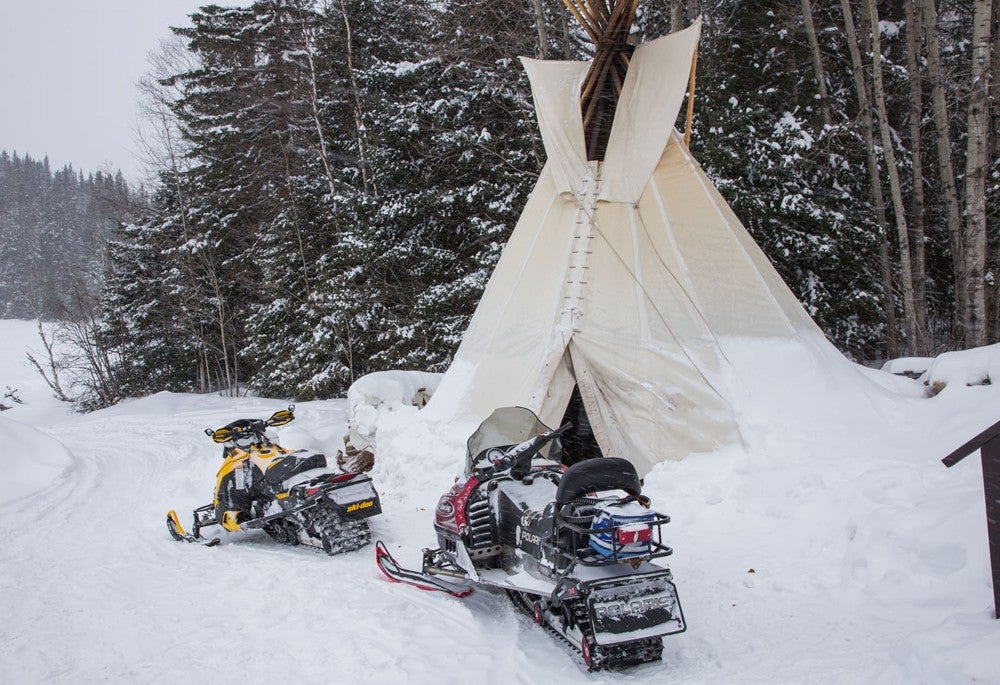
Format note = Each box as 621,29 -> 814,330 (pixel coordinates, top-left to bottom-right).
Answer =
498,423 -> 572,478
205,405 -> 296,443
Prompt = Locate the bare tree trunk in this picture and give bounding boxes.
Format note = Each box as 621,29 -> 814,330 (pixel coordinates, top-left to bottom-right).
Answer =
531,0 -> 549,59
687,0 -> 698,24
299,21 -> 343,201
332,0 -> 376,197
560,4 -> 572,58
865,0 -> 925,354
920,0 -> 968,343
989,0 -> 1000,341
903,0 -> 929,346
800,0 -> 831,127
280,137 -> 312,295
671,0 -> 685,32
963,0 -> 994,347
839,0 -> 900,356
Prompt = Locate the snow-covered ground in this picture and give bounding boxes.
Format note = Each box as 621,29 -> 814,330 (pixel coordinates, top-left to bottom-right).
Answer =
2,319 -> 999,683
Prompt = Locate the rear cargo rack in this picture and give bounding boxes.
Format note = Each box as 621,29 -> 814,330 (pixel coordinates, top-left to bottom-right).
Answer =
551,509 -> 674,568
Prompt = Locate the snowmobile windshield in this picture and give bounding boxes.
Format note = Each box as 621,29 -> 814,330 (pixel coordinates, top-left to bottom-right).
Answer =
466,407 -> 556,473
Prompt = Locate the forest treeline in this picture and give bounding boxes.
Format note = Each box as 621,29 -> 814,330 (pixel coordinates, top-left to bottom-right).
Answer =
25,0 -> 1000,409
0,152 -> 132,319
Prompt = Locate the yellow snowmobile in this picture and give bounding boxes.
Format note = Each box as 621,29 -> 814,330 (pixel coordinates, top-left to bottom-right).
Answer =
167,406 -> 381,554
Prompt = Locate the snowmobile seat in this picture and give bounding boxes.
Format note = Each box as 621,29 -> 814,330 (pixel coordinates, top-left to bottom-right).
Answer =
555,457 -> 641,507
263,452 -> 327,485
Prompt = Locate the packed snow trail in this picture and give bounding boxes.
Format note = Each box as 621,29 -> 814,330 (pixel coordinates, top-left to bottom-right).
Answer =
2,320 -> 999,683
1,394 -> 577,684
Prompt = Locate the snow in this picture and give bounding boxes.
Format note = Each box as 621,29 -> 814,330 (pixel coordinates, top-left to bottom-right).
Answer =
0,415 -> 75,508
882,356 -> 934,377
921,344 -> 1000,392
2,320 -> 1000,682
344,370 -> 442,454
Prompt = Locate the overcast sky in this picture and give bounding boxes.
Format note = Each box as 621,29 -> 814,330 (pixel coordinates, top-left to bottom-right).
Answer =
0,1 -> 242,182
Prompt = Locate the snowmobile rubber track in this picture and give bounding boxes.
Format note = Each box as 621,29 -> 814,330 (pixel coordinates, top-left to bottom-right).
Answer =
306,505 -> 371,556
506,590 -> 663,672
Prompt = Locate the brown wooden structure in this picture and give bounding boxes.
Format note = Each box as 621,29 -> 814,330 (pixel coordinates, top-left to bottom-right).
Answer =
942,418 -> 1000,618
562,0 -> 641,160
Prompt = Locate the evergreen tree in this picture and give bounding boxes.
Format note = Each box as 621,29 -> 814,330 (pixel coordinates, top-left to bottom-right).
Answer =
0,151 -> 127,320
687,4 -> 885,357
357,0 -> 545,371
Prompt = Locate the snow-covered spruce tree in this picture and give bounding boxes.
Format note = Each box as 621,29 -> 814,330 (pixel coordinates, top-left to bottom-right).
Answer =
155,0 -> 333,394
355,0 -> 544,372
238,0 -> 371,399
99,193 -> 200,397
685,3 -> 885,359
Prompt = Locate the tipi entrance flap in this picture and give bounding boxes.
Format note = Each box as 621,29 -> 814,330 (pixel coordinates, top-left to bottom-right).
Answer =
567,334 -> 740,476
520,58 -> 591,197
537,348 -> 577,429
599,20 -> 701,203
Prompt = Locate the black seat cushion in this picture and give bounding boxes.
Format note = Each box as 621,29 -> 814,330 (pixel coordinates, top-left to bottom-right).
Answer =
554,457 -> 641,506
263,452 -> 327,485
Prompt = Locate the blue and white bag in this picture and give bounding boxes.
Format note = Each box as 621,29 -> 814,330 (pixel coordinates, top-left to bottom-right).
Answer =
588,500 -> 655,558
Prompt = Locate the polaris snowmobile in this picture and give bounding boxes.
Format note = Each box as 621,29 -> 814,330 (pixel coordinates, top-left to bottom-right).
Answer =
167,406 -> 381,555
376,407 -> 685,670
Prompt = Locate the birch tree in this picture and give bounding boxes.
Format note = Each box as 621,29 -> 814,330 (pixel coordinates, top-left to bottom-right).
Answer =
963,0 -> 994,346
864,0 -> 925,354
839,0 -> 900,355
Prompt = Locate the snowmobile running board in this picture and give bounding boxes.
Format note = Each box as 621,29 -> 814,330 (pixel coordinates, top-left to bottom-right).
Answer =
374,541 -> 473,597
166,510 -> 220,547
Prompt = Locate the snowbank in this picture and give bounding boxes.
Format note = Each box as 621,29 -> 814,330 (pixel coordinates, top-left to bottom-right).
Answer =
340,371 -> 441,470
882,343 -> 1000,395
0,415 -> 75,508
921,344 -> 1000,394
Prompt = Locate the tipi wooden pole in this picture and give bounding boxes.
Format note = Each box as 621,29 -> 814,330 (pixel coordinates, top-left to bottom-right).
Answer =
684,45 -> 698,147
563,0 -> 599,41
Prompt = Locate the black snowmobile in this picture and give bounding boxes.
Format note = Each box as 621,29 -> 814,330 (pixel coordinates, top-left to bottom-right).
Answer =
167,406 -> 381,555
376,407 -> 685,670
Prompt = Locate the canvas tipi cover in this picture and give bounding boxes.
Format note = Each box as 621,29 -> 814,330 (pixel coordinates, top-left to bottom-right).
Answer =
424,21 -> 831,476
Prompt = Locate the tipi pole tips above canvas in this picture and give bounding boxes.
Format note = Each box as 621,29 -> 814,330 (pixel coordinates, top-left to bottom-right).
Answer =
561,0 -> 642,161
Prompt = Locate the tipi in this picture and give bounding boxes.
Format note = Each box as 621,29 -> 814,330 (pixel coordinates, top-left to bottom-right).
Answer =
423,4 -> 839,477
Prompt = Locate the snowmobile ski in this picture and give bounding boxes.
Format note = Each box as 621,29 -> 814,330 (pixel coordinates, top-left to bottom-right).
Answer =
375,541 -> 473,597
166,510 -> 220,546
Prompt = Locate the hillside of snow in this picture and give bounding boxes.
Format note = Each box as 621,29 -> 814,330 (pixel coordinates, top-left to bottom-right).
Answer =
1,319 -> 999,683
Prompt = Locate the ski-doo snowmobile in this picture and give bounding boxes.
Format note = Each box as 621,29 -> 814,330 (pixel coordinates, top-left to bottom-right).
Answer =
376,407 -> 685,670
167,406 -> 381,555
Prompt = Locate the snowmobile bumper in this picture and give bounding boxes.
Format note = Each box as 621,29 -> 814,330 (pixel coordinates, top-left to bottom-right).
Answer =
322,477 -> 381,520
582,570 -> 685,646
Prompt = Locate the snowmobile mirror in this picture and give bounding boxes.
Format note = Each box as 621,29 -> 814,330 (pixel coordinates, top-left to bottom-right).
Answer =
268,408 -> 294,427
